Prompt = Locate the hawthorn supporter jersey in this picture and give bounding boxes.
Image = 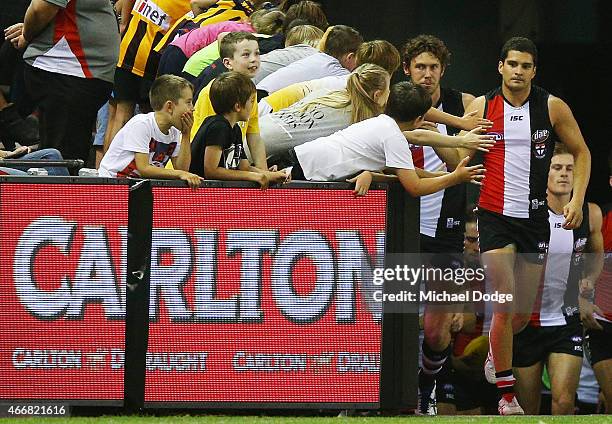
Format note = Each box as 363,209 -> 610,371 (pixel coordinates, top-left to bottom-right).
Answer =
478,85 -> 555,219
409,88 -> 466,242
530,205 -> 590,327
153,0 -> 256,54
117,0 -> 191,79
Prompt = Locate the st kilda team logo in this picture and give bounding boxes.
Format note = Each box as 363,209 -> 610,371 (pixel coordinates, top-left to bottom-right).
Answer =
532,129 -> 550,159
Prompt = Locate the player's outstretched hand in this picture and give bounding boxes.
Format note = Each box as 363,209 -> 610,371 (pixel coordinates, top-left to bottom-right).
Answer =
459,127 -> 495,152
461,110 -> 493,131
347,171 -> 373,196
453,156 -> 485,185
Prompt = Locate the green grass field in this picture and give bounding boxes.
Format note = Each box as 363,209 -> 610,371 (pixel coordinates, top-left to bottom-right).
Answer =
1,415 -> 611,424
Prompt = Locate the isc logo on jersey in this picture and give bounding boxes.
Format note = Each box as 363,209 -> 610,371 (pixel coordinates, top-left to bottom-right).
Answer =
135,0 -> 171,30
532,129 -> 550,159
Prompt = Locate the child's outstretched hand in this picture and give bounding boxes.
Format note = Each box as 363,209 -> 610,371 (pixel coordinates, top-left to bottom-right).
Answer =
452,157 -> 485,185
266,170 -> 290,185
255,172 -> 270,190
178,170 -> 202,189
347,171 -> 373,196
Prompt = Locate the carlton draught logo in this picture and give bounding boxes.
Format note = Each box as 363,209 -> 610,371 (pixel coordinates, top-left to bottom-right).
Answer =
12,217 -> 384,324
134,0 -> 170,30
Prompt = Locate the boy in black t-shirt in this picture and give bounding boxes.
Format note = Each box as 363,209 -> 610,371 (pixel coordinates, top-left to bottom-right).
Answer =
190,71 -> 288,189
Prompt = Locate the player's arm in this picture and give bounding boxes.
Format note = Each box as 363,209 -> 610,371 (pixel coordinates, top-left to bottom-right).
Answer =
462,92 -> 476,109
456,96 -> 487,159
579,203 -> 604,330
134,153 -> 201,188
549,96 -> 591,229
423,92 -> 490,132
583,203 -> 604,295
22,0 -> 60,43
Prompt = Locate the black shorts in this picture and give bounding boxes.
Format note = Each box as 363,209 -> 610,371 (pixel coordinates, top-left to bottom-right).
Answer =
157,45 -> 189,78
113,67 -> 153,104
477,208 -> 549,263
513,321 -> 583,367
421,234 -> 464,267
585,319 -> 612,366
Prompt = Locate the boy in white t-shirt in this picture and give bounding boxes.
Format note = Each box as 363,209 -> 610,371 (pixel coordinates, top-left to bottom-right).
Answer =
99,75 -> 201,188
274,81 -> 487,196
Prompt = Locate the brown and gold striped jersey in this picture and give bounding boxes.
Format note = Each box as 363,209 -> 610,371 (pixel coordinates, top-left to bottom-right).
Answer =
117,0 -> 191,79
153,0 -> 257,54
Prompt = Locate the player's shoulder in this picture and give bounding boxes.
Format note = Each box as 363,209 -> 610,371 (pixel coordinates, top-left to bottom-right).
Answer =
546,93 -> 574,123
465,95 -> 486,114
588,202 -> 603,227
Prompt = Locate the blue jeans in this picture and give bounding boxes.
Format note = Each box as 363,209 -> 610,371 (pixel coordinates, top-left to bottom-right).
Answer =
0,148 -> 70,176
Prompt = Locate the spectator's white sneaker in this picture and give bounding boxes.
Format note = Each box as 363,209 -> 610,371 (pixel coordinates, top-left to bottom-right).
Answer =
484,351 -> 496,384
498,396 -> 524,415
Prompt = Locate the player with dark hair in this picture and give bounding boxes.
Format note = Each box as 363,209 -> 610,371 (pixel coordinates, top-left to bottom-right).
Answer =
458,36 -> 591,415
401,34 -> 485,415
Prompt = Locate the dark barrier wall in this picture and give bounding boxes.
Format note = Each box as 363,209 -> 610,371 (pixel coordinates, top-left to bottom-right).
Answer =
0,178 -> 419,410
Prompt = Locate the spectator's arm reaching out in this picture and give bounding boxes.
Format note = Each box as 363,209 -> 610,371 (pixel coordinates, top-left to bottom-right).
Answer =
403,125 -> 494,153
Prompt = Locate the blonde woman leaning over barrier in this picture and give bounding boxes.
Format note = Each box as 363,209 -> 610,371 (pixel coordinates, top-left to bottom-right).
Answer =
261,63 -> 389,156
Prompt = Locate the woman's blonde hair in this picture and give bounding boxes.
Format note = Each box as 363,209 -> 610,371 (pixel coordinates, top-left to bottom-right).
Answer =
300,63 -> 389,124
285,24 -> 324,47
250,9 -> 285,35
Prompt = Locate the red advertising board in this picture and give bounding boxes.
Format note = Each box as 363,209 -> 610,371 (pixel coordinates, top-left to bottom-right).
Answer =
0,181 -> 386,405
0,182 -> 129,401
145,186 -> 386,404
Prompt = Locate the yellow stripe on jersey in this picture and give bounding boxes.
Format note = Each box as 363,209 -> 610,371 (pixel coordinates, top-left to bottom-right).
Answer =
264,82 -> 315,112
154,0 -> 255,53
118,0 -> 191,78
